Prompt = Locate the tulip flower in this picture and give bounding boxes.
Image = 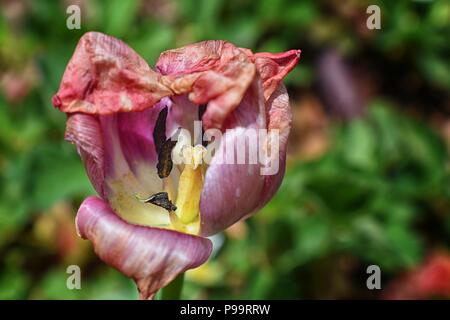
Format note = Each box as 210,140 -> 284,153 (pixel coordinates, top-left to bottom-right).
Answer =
52,32 -> 300,299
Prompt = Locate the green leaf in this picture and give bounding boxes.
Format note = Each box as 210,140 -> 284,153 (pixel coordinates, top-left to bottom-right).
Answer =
29,144 -> 95,209
104,0 -> 139,37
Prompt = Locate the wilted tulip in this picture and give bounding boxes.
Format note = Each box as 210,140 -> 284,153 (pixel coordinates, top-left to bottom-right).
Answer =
52,32 -> 300,299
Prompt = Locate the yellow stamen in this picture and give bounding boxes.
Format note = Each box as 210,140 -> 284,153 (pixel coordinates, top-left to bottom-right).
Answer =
175,145 -> 205,224
169,211 -> 186,232
163,176 -> 177,203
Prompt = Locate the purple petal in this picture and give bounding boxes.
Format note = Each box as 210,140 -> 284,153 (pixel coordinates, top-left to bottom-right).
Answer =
98,112 -> 173,227
64,106 -> 170,213
167,95 -> 200,138
116,98 -> 170,171
76,196 -> 212,299
199,79 -> 267,236
64,100 -> 182,227
199,83 -> 292,236
257,84 -> 292,209
65,114 -> 105,197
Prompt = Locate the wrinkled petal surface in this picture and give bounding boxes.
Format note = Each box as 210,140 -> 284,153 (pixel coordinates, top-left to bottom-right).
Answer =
246,49 -> 301,100
156,40 -> 257,130
76,196 -> 212,299
257,84 -> 292,209
53,32 -> 171,114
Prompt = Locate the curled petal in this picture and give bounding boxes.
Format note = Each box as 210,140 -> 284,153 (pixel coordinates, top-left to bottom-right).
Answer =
156,41 -> 256,130
156,40 -> 228,75
246,49 -> 301,100
76,196 -> 212,299
65,114 -> 105,197
52,32 -> 171,114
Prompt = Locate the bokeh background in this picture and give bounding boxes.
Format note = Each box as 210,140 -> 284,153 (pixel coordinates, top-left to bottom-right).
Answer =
0,0 -> 449,299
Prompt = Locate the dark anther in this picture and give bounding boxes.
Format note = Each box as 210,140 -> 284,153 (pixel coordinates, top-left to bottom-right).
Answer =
198,104 -> 208,147
141,192 -> 177,212
157,139 -> 177,179
153,106 -> 178,179
198,104 -> 207,120
154,106 -> 168,154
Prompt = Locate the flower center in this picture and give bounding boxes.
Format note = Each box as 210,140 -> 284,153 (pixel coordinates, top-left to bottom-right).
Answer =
137,105 -> 206,235
105,105 -> 207,235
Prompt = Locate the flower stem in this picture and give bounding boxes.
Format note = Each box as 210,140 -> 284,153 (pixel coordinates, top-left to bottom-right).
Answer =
160,273 -> 185,300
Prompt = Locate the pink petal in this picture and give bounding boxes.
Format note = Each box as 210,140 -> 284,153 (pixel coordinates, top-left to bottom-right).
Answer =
114,98 -> 171,173
257,84 -> 292,209
199,79 -> 267,236
65,100 -> 178,225
156,41 -> 299,131
64,103 -> 168,200
156,40 -> 256,130
65,113 -> 105,197
166,95 -> 200,138
98,112 -> 166,216
199,83 -> 292,236
246,49 -> 301,100
52,32 -> 171,114
76,196 -> 212,299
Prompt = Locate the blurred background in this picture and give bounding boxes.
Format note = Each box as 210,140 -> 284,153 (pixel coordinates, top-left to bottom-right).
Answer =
0,0 -> 449,299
